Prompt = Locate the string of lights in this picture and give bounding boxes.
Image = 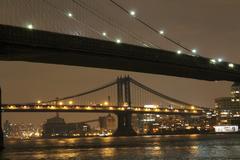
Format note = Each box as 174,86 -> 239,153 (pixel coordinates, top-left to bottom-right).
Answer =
24,1 -> 236,69
109,0 -> 237,68
109,0 -> 198,55
72,0 -> 159,48
42,0 -> 108,41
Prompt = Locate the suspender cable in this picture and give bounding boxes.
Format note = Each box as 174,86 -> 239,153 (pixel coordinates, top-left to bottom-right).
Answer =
109,0 -> 192,53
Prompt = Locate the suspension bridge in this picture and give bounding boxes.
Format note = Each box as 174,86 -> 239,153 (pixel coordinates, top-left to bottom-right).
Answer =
1,76 -> 205,136
0,0 -> 240,81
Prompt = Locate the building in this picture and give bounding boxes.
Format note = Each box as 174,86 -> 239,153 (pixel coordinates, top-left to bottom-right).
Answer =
3,120 -> 41,138
42,113 -> 91,137
99,114 -> 116,130
215,82 -> 240,126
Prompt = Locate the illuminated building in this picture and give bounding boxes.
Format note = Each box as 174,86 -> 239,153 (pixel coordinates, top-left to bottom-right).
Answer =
215,82 -> 240,126
3,120 -> 42,138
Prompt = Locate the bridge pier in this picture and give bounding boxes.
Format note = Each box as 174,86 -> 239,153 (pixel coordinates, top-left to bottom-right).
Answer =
0,87 -> 4,150
114,112 -> 137,136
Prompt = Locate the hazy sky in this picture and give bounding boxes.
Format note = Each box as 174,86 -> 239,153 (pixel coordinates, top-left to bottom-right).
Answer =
1,0 -> 240,126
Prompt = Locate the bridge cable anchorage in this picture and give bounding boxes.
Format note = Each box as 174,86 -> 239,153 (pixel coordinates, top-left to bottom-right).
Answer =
109,0 -> 194,54
71,0 -> 159,48
129,78 -> 203,110
41,80 -> 117,104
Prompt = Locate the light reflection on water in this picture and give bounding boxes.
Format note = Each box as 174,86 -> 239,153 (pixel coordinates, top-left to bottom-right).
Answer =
1,134 -> 240,160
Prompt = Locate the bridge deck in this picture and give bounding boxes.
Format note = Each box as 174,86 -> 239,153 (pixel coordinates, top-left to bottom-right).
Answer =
0,25 -> 240,81
1,104 -> 203,115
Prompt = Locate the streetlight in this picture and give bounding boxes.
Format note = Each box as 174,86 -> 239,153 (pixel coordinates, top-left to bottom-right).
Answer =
177,50 -> 182,55
159,30 -> 164,35
228,63 -> 234,68
68,101 -> 73,105
130,10 -> 136,16
102,32 -> 107,36
191,49 -> 197,54
67,12 -> 73,17
27,24 -> 33,30
116,39 -> 121,44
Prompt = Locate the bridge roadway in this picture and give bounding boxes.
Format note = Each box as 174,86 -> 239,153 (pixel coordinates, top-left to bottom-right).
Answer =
1,104 -> 203,115
0,25 -> 240,82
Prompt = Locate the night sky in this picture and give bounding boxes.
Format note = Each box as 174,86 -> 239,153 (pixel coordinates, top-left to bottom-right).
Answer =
0,0 -> 240,126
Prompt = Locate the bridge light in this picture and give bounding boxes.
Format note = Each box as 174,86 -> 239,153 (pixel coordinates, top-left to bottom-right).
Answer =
116,39 -> 121,44
102,32 -> 107,36
191,49 -> 197,54
9,105 -> 15,109
155,108 -> 160,112
129,10 -> 136,16
63,106 -> 68,109
67,12 -> 73,17
159,30 -> 164,35
193,110 -> 197,113
50,106 -> 56,109
217,58 -> 223,62
87,106 -> 92,110
177,50 -> 182,55
210,59 -> 216,64
228,63 -> 234,68
104,101 -> 109,106
59,102 -> 63,106
143,43 -> 149,47
27,24 -> 33,30
191,106 -> 195,110
68,101 -> 73,105
37,100 -> 41,104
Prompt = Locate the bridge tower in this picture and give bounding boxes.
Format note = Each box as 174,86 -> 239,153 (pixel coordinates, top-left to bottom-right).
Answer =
114,76 -> 137,136
0,87 -> 4,150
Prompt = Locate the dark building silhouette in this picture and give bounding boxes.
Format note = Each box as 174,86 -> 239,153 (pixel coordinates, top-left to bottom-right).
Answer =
42,113 -> 91,137
99,114 -> 116,130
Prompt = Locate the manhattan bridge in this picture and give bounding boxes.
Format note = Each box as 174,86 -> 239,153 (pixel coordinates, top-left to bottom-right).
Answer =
1,76 -> 204,136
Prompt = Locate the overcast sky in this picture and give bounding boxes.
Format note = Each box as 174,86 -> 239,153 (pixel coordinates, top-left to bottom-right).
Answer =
0,0 -> 240,126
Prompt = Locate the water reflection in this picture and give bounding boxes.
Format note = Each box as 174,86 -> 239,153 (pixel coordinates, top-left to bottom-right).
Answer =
2,134 -> 240,160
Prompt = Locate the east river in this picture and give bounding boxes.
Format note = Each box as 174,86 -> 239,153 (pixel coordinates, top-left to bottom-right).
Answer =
1,134 -> 240,160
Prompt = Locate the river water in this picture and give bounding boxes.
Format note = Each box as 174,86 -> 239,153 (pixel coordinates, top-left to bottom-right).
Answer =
1,134 -> 240,160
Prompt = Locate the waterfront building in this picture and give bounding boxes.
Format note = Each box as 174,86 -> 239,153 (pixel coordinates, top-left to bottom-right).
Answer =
99,114 -> 116,130
215,82 -> 240,126
42,113 -> 91,137
3,120 -> 41,138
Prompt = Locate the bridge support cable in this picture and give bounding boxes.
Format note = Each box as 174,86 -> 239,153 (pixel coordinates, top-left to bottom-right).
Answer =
109,0 -> 192,53
130,78 -> 200,109
41,81 -> 117,104
42,0 -> 107,40
72,0 -> 159,48
0,87 -> 4,150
